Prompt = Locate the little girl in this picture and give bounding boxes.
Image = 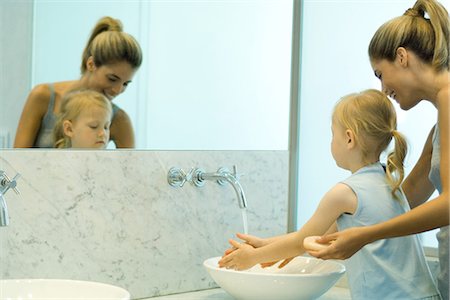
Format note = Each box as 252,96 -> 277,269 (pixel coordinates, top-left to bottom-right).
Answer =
219,89 -> 441,299
53,90 -> 112,149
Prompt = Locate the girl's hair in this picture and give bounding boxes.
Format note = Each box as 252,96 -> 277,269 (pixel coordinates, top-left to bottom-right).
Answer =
53,90 -> 113,148
333,89 -> 408,199
81,16 -> 143,74
368,0 -> 449,71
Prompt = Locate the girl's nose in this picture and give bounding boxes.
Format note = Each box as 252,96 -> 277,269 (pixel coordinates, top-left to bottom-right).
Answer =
98,128 -> 106,137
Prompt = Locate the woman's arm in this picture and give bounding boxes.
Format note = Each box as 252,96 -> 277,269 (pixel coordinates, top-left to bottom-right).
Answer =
309,91 -> 449,260
110,108 -> 135,148
13,84 -> 50,148
219,183 -> 356,270
402,126 -> 436,208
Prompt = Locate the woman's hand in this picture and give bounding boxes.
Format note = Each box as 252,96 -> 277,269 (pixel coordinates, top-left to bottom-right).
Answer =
260,257 -> 294,268
306,227 -> 369,260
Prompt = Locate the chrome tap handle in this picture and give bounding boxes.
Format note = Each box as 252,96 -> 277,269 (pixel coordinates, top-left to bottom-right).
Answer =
232,165 -> 244,180
0,171 -> 21,195
168,167 -> 193,187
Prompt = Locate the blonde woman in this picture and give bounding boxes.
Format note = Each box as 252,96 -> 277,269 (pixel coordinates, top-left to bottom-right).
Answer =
53,90 -> 112,149
310,1 -> 449,298
14,16 -> 142,148
220,90 -> 441,299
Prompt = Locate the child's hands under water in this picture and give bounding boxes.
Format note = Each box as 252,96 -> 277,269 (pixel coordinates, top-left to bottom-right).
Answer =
219,238 -> 258,271
219,233 -> 295,270
222,232 -> 267,256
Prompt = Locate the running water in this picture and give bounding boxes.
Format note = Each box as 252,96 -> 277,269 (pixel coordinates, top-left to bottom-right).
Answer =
241,208 -> 249,234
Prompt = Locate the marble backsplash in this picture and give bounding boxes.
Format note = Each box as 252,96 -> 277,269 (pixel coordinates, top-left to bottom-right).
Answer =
0,150 -> 289,299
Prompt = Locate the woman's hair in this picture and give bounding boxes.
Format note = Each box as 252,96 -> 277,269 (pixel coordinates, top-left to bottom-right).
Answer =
333,89 -> 408,199
53,90 -> 113,148
81,16 -> 143,73
368,0 -> 449,71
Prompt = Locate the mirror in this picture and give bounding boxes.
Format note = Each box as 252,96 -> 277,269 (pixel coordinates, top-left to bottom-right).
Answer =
0,0 -> 293,150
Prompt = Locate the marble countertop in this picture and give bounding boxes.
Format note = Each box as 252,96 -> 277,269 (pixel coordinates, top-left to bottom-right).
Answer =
140,286 -> 351,300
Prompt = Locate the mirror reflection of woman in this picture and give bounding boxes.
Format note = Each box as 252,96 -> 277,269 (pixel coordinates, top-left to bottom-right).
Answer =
53,90 -> 112,149
13,16 -> 142,148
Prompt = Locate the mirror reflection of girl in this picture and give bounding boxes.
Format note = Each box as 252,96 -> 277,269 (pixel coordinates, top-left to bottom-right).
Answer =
14,16 -> 142,149
53,90 -> 112,149
219,89 -> 441,300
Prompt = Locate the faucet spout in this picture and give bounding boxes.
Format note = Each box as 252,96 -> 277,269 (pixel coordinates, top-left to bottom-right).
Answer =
220,173 -> 248,209
195,167 -> 248,209
0,194 -> 9,227
0,171 -> 21,227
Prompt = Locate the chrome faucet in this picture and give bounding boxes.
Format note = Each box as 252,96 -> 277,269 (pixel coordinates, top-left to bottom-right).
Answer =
192,166 -> 248,209
167,165 -> 248,209
0,171 -> 20,227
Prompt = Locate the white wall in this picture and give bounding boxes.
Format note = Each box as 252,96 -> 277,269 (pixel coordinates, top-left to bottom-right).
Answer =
297,0 -> 445,247
0,1 -> 34,147
31,0 -> 293,150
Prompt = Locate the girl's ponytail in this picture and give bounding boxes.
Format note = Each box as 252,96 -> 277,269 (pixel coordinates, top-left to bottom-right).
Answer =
386,130 -> 408,199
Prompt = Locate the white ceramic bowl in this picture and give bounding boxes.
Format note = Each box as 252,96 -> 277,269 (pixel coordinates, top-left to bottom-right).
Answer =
0,279 -> 130,300
204,256 -> 345,300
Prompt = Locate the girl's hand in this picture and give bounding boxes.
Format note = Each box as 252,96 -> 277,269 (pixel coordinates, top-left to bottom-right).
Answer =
222,232 -> 267,257
306,227 -> 368,260
235,232 -> 268,248
219,239 -> 258,270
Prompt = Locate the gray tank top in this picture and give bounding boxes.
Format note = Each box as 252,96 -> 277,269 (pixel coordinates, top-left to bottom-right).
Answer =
33,84 -> 57,148
33,84 -> 120,148
429,124 -> 449,300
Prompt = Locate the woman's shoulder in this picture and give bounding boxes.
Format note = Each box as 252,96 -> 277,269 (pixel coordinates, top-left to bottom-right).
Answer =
27,83 -> 53,110
52,80 -> 78,97
112,105 -> 131,123
29,83 -> 51,99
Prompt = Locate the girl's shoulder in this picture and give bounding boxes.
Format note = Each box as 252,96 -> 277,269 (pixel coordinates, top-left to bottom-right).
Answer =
323,183 -> 357,215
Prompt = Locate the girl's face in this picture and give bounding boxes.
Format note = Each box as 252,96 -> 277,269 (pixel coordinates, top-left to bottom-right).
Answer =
85,58 -> 137,101
370,56 -> 420,110
64,107 -> 111,149
331,121 -> 350,170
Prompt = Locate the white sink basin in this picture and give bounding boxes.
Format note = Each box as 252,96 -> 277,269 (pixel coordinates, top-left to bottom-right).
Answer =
0,279 -> 130,299
204,256 -> 345,300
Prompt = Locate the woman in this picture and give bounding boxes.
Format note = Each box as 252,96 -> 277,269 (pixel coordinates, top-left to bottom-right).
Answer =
307,0 -> 449,298
14,16 -> 142,148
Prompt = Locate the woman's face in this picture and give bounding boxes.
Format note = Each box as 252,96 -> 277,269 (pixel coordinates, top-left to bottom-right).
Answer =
85,58 -> 137,100
370,56 -> 420,110
64,106 -> 111,149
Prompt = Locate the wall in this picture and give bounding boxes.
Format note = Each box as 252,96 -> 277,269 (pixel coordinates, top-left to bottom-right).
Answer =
0,1 -> 33,147
0,150 -> 288,298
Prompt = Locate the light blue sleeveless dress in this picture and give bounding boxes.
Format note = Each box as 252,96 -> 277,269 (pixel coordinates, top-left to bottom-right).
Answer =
429,124 -> 449,300
33,84 -> 119,148
338,163 -> 441,300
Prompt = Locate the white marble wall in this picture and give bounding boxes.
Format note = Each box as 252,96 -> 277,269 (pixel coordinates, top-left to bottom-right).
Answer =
0,150 -> 289,299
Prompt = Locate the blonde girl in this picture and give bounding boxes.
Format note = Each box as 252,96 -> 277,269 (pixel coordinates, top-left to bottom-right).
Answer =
312,1 -> 449,298
220,89 -> 440,299
15,16 -> 142,148
54,90 -> 112,149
